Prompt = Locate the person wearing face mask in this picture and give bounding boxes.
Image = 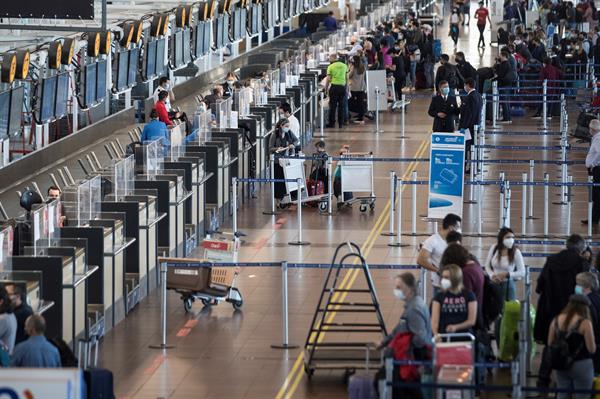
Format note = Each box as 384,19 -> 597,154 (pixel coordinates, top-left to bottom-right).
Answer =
583,120 -> 600,225
428,80 -> 459,132
431,264 -> 478,336
269,118 -> 299,204
222,72 -> 238,98
440,243 -> 484,308
278,103 -> 300,137
417,213 -> 462,295
575,272 -> 600,373
455,52 -> 477,86
534,234 -> 591,392
484,227 -> 526,299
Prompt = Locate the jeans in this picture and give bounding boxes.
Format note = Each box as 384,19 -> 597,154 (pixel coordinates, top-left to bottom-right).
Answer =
556,358 -> 594,399
328,84 -> 346,128
423,62 -> 434,89
410,61 -> 417,89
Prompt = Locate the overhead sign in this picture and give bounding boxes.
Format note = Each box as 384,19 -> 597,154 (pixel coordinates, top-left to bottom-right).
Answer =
427,132 -> 466,219
0,368 -> 84,399
0,1 -> 94,20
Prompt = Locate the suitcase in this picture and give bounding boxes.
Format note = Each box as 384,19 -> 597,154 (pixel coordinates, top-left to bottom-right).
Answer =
84,368 -> 116,399
306,179 -> 325,206
348,373 -> 377,399
498,300 -> 520,362
415,70 -> 427,90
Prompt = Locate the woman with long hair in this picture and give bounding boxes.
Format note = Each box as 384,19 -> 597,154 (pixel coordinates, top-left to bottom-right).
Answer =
348,55 -> 367,123
548,295 -> 596,399
484,227 -> 525,300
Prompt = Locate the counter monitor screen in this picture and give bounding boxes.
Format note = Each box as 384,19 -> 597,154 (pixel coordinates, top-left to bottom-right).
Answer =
40,76 -> 57,122
156,38 -> 166,76
116,50 -> 129,91
0,91 -> 9,137
8,86 -> 24,136
96,59 -> 107,102
146,40 -> 157,78
128,46 -> 139,86
55,72 -> 70,117
173,31 -> 183,67
183,28 -> 191,64
84,63 -> 97,107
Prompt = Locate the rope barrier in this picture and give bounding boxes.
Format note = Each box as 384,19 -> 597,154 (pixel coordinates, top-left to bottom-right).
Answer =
483,130 -> 563,136
474,144 -> 587,151
162,261 -> 421,270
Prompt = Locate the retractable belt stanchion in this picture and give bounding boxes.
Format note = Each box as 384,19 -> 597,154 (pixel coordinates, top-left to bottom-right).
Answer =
518,299 -> 528,399
540,79 -> 548,131
327,156 -> 333,215
373,87 -> 384,134
504,181 -> 511,228
467,153 -> 476,203
263,154 -> 279,215
271,261 -> 298,349
319,91 -> 325,138
566,175 -> 572,236
232,177 -> 239,239
149,261 -> 174,349
477,176 -> 483,235
499,172 -> 506,228
382,171 -> 397,237
400,94 -> 407,139
289,178 -> 310,246
419,267 -> 427,302
411,170 -> 417,236
588,175 -> 594,238
389,176 -> 409,248
492,81 -> 499,129
481,96 -> 487,137
543,173 -> 549,237
521,173 -> 527,236
527,160 -> 536,219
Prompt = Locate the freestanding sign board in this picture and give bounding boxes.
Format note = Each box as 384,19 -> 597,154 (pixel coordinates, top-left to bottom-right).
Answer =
0,368 -> 84,398
427,132 -> 466,219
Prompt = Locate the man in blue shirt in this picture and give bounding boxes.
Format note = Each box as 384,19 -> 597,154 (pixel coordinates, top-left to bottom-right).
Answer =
141,109 -> 170,147
323,11 -> 338,31
10,314 -> 61,368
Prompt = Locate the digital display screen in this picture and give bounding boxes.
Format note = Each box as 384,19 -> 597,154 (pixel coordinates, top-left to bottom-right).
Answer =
215,16 -> 224,48
173,31 -> 183,67
183,28 -> 191,64
156,38 -> 166,76
0,91 -> 9,137
84,63 -> 97,107
55,72 -> 70,117
40,76 -> 57,122
116,50 -> 129,91
146,40 -> 157,78
128,46 -> 139,86
96,59 -> 107,102
8,86 -> 24,136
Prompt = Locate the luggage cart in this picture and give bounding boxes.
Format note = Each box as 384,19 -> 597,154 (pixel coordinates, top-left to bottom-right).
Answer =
166,237 -> 243,312
432,333 -> 476,399
387,76 -> 411,112
337,152 -> 376,212
278,154 -> 328,211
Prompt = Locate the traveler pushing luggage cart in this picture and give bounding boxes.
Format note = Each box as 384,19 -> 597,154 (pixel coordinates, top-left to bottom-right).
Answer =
166,235 -> 243,312
334,149 -> 376,212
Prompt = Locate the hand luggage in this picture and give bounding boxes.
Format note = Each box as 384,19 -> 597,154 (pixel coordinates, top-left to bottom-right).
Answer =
348,373 -> 377,399
498,300 -> 520,361
306,179 -> 325,207
84,368 -> 116,399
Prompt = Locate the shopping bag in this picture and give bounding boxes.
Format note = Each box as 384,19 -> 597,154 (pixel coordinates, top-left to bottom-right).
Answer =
498,300 -> 521,361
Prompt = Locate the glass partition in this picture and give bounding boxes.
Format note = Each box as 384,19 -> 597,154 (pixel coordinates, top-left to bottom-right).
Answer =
269,69 -> 280,97
89,175 -> 102,220
46,199 -> 61,238
31,203 -> 48,251
144,139 -> 162,178
0,224 -> 13,271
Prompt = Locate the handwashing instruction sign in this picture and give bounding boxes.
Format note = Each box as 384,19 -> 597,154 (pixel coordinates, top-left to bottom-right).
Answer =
427,132 -> 465,219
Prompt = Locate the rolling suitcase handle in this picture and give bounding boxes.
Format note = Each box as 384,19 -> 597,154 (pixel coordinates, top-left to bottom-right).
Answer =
78,335 -> 100,369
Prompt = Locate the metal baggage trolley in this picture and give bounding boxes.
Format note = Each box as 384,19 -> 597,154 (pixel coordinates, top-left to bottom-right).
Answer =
337,152 -> 376,212
166,237 -> 243,312
433,333 -> 476,399
278,153 -> 328,211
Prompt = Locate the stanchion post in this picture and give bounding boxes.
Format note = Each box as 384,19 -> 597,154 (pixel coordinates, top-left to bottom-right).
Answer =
527,160 -> 535,219
541,79 -> 548,130
400,94 -> 406,138
477,179 -> 483,235
149,261 -> 174,349
492,81 -> 498,129
319,91 -> 325,137
271,261 -> 299,349
505,182 -> 511,228
561,138 -> 568,204
543,173 -> 549,237
468,151 -> 476,203
481,95 -> 487,133
263,154 -> 280,215
411,170 -> 417,236
588,175 -> 594,238
389,177 -> 409,248
232,177 -> 238,239
499,172 -> 506,228
521,173 -> 527,236
289,178 -> 310,246
566,175 -> 572,236
327,156 -> 333,215
382,171 -> 397,236
419,267 -> 427,301
373,87 -> 383,133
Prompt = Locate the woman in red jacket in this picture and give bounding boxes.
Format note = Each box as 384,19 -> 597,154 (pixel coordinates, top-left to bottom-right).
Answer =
155,90 -> 173,126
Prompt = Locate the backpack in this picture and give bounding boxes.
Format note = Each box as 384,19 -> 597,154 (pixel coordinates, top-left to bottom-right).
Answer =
482,275 -> 504,327
445,65 -> 459,88
549,318 -> 584,371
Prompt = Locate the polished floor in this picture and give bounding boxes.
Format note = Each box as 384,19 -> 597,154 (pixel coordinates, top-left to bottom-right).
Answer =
99,8 -> 597,399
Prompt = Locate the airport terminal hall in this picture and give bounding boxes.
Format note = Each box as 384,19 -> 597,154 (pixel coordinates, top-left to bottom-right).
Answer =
4,0 -> 600,397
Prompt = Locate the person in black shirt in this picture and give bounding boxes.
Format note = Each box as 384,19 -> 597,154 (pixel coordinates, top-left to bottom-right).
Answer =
5,284 -> 33,345
428,80 -> 459,132
494,49 -> 516,122
576,272 -> 600,374
455,52 -> 478,88
434,54 -> 463,93
459,78 -> 483,172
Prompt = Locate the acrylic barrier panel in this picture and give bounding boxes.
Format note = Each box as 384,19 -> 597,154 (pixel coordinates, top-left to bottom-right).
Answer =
144,139 -> 162,178
170,145 -> 185,161
269,69 -> 280,97
238,88 -> 251,117
77,179 -> 92,225
125,155 -> 135,196
250,79 -> 268,105
31,203 -> 49,248
170,123 -> 184,147
89,175 -> 102,220
46,199 -> 62,238
113,158 -> 126,200
194,110 -> 212,141
0,225 -> 13,271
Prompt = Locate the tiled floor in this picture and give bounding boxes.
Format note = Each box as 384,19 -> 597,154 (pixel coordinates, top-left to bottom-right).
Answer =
97,5 -> 596,399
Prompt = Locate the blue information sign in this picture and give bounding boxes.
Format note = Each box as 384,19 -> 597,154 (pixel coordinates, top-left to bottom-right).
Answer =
427,132 -> 466,219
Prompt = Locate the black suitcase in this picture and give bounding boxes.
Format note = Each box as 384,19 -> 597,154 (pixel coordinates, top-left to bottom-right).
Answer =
84,368 -> 116,399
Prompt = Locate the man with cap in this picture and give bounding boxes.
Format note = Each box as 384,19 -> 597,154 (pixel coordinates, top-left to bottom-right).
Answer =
583,119 -> 600,225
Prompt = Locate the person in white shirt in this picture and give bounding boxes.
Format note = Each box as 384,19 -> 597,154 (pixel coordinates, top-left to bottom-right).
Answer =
484,227 -> 525,301
152,76 -> 191,133
278,102 -> 300,138
583,119 -> 600,225
417,213 -> 462,295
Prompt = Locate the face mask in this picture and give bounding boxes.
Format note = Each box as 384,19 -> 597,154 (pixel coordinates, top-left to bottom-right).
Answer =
441,278 -> 452,291
441,87 -> 450,95
454,227 -> 462,234
394,288 -> 405,300
575,285 -> 584,295
282,126 -> 290,133
503,237 -> 515,249
227,80 -> 234,86
199,105 -> 206,113
164,83 -> 171,90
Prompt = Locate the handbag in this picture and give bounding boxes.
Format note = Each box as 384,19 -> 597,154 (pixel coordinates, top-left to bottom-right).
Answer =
388,331 -> 420,381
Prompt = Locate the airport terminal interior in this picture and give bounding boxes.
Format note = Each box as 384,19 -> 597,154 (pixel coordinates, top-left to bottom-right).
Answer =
0,0 -> 599,397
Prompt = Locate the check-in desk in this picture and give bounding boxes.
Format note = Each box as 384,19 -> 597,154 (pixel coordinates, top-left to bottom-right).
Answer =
214,128 -> 254,198
11,244 -> 97,348
172,154 -> 209,239
204,140 -> 233,218
162,163 -> 197,255
239,115 -> 269,179
100,199 -> 146,313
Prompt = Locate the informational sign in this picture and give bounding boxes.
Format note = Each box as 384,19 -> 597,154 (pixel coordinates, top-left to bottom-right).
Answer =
0,368 -> 84,398
427,132 -> 466,219
366,70 -> 388,112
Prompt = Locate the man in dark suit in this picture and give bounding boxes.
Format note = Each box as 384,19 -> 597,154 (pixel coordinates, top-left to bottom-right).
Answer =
459,78 -> 483,172
428,80 -> 459,132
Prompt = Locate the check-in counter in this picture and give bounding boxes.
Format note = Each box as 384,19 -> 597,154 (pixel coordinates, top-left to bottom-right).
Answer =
185,143 -> 224,226
161,164 -> 195,255
175,155 -> 209,239
204,140 -> 232,219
